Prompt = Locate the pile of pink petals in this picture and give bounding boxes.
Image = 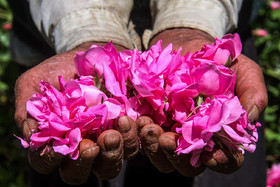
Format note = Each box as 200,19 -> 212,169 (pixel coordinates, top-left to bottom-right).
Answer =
17,33 -> 260,166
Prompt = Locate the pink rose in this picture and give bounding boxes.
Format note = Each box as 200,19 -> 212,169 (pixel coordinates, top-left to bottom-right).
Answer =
129,41 -> 183,125
271,1 -> 280,10
267,163 -> 280,187
74,42 -> 118,77
102,54 -> 128,98
3,22 -> 12,30
252,29 -> 268,37
191,33 -> 242,66
128,41 -> 170,121
74,43 -> 140,121
59,76 -> 108,107
215,97 -> 259,154
18,76 -> 124,159
176,96 -> 258,167
170,93 -> 195,123
74,42 -> 134,111
170,63 -> 235,99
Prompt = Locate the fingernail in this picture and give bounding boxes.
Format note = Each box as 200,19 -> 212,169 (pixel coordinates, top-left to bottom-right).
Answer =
141,125 -> 162,143
212,149 -> 228,164
104,132 -> 121,151
248,105 -> 259,122
81,147 -> 99,159
136,116 -> 153,129
46,145 -> 65,160
159,136 -> 177,152
117,116 -> 131,133
23,120 -> 31,141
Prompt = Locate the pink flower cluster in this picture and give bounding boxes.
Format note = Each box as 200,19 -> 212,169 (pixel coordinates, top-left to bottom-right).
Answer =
267,163 -> 280,187
21,75 -> 126,159
18,33 -> 260,165
17,43 -> 138,159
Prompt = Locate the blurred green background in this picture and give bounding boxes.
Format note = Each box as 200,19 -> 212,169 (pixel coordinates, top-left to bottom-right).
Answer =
253,1 -> 280,164
0,0 -> 30,186
0,0 -> 280,186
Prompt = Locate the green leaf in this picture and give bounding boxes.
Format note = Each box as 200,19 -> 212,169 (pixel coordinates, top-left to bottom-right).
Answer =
266,128 -> 280,142
267,85 -> 280,97
265,105 -> 279,114
278,41 -> 280,52
0,52 -> 10,62
264,69 -> 280,80
0,0 -> 8,8
271,9 -> 280,20
225,55 -> 232,67
0,81 -> 8,91
0,31 -> 9,47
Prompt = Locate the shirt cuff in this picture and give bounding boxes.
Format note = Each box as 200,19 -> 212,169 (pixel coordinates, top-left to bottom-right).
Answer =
53,8 -> 134,53
146,0 -> 240,47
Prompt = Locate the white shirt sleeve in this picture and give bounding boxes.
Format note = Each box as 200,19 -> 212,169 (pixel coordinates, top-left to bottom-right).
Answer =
144,0 -> 243,46
29,0 -> 135,53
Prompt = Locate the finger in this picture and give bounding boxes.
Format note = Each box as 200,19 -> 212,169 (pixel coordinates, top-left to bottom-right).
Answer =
22,118 -> 39,142
136,116 -> 154,133
140,124 -> 174,173
201,145 -> 244,174
14,72 -> 39,129
28,145 -> 65,175
114,116 -> 139,159
14,55 -> 76,129
231,55 -> 268,122
159,132 -> 205,177
59,139 -> 99,185
136,116 -> 154,156
26,117 -> 65,175
93,130 -> 124,179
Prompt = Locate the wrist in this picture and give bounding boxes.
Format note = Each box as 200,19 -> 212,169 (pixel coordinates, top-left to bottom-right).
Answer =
70,42 -> 128,54
149,28 -> 215,54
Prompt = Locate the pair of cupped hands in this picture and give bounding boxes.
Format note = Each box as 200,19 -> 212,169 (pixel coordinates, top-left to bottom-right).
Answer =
14,29 -> 267,185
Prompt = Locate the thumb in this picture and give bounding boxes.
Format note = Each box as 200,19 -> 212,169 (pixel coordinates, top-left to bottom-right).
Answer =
59,139 -> 99,185
14,69 -> 39,130
201,145 -> 244,174
231,55 -> 267,122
